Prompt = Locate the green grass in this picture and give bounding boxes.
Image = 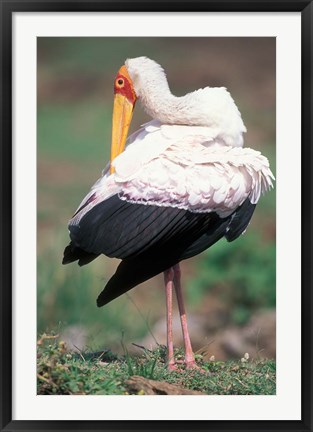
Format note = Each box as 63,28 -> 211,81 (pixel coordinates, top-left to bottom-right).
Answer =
37,336 -> 276,395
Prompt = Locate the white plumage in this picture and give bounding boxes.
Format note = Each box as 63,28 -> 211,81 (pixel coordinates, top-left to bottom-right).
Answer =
114,121 -> 274,217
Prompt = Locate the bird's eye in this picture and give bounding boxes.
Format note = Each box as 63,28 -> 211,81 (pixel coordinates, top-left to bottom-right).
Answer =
117,78 -> 124,87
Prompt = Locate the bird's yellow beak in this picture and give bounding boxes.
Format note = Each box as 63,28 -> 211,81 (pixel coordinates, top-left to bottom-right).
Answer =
110,65 -> 137,174
110,94 -> 134,173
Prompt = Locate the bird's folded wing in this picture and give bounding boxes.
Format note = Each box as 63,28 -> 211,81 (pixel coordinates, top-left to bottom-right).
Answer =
70,194 -> 256,307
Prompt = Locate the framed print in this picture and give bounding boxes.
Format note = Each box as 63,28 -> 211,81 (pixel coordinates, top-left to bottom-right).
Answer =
1,1 -> 312,431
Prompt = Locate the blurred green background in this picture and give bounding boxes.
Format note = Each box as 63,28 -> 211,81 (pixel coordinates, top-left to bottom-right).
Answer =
37,37 -> 276,359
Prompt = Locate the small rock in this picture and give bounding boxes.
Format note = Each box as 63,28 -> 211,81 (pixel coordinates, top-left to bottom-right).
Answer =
125,375 -> 204,395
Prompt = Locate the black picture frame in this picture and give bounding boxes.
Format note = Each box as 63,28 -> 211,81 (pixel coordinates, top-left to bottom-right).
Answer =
1,1 -> 312,431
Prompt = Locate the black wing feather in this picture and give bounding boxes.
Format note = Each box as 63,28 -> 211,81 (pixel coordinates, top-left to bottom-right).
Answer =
62,242 -> 99,266
68,196 -> 200,259
225,199 -> 256,242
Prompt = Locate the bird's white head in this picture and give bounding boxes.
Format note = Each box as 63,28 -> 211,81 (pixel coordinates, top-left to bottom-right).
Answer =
125,57 -> 170,99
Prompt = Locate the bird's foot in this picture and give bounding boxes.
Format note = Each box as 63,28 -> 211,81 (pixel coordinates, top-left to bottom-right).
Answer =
167,362 -> 181,372
185,360 -> 207,373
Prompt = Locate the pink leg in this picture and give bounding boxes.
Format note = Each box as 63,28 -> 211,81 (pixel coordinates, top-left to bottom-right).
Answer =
173,263 -> 197,369
164,268 -> 177,371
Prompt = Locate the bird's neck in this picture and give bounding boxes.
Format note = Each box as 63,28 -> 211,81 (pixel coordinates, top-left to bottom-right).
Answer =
139,82 -> 246,147
140,87 -> 195,126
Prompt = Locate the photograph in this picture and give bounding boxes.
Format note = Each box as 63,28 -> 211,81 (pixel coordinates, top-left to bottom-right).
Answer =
37,36 -> 276,396
2,2 -> 311,429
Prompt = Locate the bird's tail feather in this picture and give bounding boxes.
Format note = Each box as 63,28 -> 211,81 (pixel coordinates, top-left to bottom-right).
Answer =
97,255 -> 177,307
62,242 -> 99,266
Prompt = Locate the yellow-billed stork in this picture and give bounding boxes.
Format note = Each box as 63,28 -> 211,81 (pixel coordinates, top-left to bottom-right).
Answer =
63,57 -> 274,370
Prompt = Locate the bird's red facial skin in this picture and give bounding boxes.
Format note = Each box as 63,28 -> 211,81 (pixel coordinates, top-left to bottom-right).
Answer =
114,72 -> 137,105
